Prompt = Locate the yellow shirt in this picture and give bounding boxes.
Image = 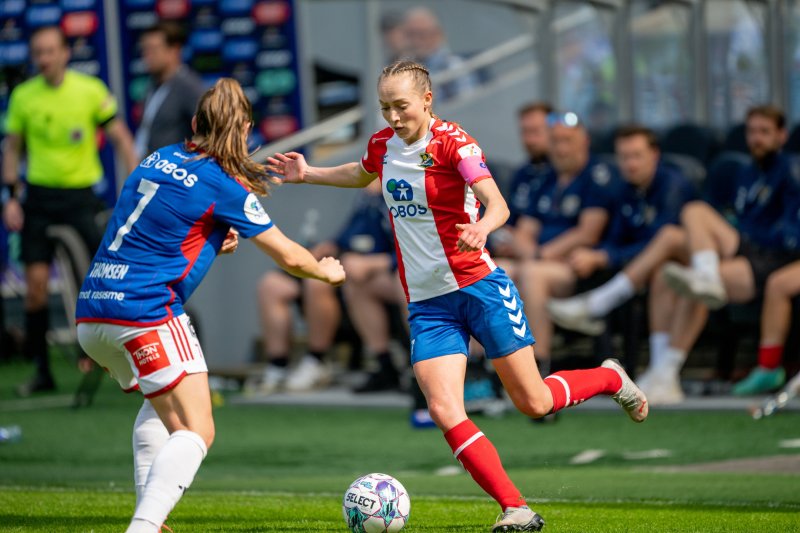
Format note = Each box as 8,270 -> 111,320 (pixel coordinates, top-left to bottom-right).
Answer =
5,70 -> 117,188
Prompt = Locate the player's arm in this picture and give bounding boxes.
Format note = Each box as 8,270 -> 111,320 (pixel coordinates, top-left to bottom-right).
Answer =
1,134 -> 24,232
456,178 -> 510,252
539,207 -> 608,261
250,226 -> 345,286
104,118 -> 139,176
266,152 -> 376,188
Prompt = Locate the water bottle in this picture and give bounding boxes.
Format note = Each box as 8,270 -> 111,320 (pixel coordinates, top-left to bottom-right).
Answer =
0,425 -> 22,444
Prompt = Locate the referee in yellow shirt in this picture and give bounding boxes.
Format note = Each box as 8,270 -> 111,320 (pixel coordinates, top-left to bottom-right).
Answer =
2,26 -> 138,396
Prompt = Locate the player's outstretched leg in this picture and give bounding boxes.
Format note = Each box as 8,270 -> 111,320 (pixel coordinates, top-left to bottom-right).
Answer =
493,347 -> 648,423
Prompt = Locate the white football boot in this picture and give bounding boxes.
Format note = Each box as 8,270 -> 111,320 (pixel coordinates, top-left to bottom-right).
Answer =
602,358 -> 649,423
492,506 -> 545,532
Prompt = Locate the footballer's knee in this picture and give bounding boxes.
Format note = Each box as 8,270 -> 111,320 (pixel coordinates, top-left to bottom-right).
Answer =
426,398 -> 466,431
510,389 -> 553,419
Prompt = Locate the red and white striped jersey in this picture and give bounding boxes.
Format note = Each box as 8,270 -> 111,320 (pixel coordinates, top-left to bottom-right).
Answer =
361,118 -> 497,302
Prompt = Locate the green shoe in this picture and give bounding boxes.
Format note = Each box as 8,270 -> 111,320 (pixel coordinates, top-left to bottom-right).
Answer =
732,367 -> 786,396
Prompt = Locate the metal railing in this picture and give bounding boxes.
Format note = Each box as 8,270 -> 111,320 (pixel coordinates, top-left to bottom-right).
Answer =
250,32 -> 537,162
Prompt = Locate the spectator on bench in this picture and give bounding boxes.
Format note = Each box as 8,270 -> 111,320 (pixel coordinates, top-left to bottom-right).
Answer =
490,101 -> 553,273
516,112 -> 622,373
256,179 -> 399,393
546,125 -> 696,336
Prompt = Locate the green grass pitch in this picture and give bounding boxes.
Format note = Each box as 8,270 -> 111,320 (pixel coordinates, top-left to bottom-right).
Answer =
1,358 -> 798,532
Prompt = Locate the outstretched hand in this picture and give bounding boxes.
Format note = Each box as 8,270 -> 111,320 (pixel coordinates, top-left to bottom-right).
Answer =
455,222 -> 489,252
265,152 -> 308,184
319,256 -> 346,287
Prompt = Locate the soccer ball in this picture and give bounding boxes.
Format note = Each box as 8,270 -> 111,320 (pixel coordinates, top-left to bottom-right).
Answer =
342,473 -> 410,533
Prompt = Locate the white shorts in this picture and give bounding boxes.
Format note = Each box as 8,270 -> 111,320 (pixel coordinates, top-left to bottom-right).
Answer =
77,314 -> 207,398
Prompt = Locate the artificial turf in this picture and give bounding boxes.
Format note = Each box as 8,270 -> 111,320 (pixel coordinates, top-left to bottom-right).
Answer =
1,357 -> 798,532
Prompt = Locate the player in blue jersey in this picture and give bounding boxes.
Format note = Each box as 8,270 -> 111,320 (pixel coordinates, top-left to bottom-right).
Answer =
75,79 -> 345,533
547,125 -> 697,335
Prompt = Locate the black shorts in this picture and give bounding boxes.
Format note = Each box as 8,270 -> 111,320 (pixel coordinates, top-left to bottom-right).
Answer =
736,238 -> 798,296
21,185 -> 105,265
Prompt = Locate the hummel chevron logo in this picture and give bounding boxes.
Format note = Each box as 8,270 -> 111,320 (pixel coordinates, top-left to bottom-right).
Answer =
503,296 -> 517,310
453,135 -> 467,142
513,323 -> 527,337
435,124 -> 449,131
498,284 -> 511,298
508,308 -> 523,324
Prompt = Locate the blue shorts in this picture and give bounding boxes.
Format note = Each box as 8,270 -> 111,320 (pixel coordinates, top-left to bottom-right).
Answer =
407,269 -> 535,364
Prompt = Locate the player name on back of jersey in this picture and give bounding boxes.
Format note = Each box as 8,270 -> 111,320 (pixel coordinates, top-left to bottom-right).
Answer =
87,261 -> 130,280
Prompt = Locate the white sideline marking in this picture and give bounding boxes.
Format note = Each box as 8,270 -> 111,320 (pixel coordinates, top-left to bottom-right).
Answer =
779,438 -> 800,449
623,449 -> 673,460
570,449 -> 606,464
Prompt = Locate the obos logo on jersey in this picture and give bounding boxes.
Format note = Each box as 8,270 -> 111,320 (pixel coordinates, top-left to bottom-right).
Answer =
386,179 -> 427,219
386,179 -> 413,201
140,151 -> 161,168
244,193 -> 272,225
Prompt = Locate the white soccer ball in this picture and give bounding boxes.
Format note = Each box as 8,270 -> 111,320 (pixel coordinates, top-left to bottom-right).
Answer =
342,473 -> 411,533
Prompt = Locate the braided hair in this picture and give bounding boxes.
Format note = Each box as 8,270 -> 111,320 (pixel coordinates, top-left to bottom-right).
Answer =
378,60 -> 434,115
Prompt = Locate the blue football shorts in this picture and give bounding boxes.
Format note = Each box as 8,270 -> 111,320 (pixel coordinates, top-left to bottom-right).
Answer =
407,269 -> 535,364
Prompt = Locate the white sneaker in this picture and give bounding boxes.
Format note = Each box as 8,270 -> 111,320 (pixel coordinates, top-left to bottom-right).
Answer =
285,355 -> 332,392
602,358 -> 649,423
492,506 -> 545,532
250,365 -> 286,395
663,262 -> 727,310
634,366 -> 658,391
547,296 -> 605,336
641,372 -> 685,406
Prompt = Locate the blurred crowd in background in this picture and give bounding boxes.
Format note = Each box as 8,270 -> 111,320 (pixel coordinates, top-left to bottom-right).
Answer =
1,1 -> 799,415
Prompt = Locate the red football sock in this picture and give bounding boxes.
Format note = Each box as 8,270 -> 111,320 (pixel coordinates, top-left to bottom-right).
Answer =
544,368 -> 622,413
444,419 -> 526,511
758,345 -> 784,370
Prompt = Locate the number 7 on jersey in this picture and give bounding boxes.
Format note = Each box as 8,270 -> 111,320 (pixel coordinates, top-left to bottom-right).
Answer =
109,179 -> 160,252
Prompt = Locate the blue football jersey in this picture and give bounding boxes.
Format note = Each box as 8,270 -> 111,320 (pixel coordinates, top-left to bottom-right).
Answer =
76,144 -> 274,326
599,163 -> 698,268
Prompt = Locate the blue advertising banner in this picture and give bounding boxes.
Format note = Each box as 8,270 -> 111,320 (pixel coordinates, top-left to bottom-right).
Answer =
0,0 -> 119,207
117,0 -> 303,151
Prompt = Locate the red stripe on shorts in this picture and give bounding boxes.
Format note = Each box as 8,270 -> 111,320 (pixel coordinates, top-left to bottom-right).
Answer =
167,319 -> 187,362
176,318 -> 194,361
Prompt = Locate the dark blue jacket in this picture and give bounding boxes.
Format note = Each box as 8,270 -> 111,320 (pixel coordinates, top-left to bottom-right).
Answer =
506,158 -> 552,227
600,163 -> 698,269
523,158 -> 622,244
733,152 -> 795,248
